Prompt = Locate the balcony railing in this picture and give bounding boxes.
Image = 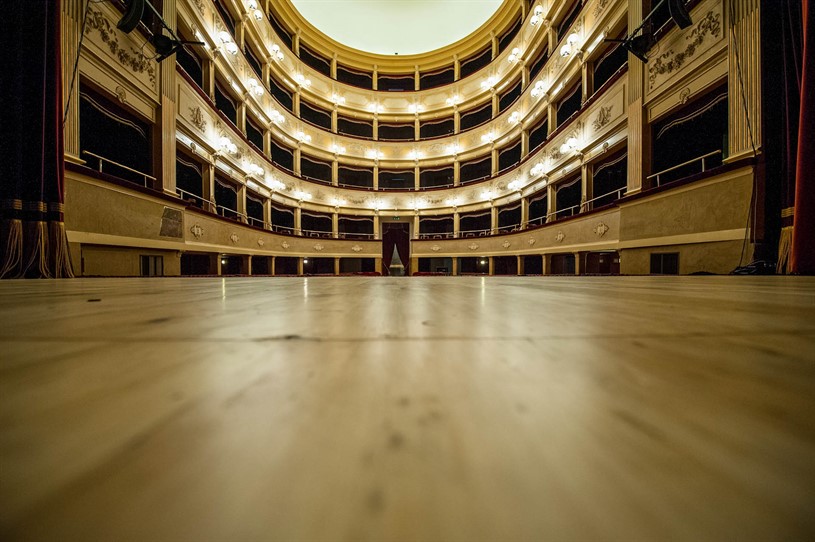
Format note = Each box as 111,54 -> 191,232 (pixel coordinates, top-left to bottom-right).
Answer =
82,151 -> 156,187
647,150 -> 722,188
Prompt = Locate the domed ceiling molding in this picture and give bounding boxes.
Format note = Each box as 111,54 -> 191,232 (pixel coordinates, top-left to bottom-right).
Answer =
273,0 -> 520,71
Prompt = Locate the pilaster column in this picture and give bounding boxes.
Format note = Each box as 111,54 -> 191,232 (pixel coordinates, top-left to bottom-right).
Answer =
373,215 -> 380,239
452,257 -> 459,276
546,184 -> 556,222
237,184 -> 247,223
491,206 -> 498,233
626,1 -> 647,194
332,212 -> 339,238
373,164 -> 379,190
521,197 -> 529,228
293,147 -> 301,175
372,65 -> 378,90
727,0 -> 762,162
413,214 -> 420,239
62,0 -> 83,163
453,211 -> 460,237
517,255 -> 524,276
521,129 -> 530,158
270,255 -> 276,276
237,101 -> 247,134
453,55 -> 460,81
581,162 -> 593,212
414,66 -> 420,91
331,54 -> 338,78
334,257 -> 340,275
581,60 -> 592,103
236,19 -> 245,50
159,0 -> 178,195
203,162 -> 216,212
203,57 -> 216,100
488,256 -> 495,276
263,127 -> 272,157
574,252 -> 582,275
414,165 -> 420,190
453,161 -> 460,186
263,199 -> 272,229
294,206 -> 302,235
542,253 -> 550,275
331,160 -> 338,185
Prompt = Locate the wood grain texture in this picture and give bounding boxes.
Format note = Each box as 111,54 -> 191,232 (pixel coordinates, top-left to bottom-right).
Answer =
1,276 -> 814,541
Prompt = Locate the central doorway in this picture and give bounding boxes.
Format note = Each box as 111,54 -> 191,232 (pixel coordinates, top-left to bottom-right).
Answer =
381,222 -> 410,276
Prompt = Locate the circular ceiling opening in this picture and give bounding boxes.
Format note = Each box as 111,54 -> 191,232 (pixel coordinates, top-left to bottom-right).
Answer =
290,0 -> 505,56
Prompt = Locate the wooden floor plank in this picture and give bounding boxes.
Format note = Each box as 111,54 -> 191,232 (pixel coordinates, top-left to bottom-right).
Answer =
1,277 -> 814,540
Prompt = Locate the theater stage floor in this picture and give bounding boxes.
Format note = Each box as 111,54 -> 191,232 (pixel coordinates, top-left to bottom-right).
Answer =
1,276 -> 814,540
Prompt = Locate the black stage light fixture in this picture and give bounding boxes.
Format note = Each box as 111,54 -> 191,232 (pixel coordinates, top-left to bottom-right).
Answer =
668,0 -> 693,29
624,33 -> 654,63
117,0 -> 145,34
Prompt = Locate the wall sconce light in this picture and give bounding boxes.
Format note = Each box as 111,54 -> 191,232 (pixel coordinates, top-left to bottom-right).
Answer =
217,136 -> 237,155
481,132 -> 496,144
331,144 -> 345,155
446,95 -> 462,107
294,73 -> 311,88
508,111 -> 521,125
270,44 -> 284,61
530,80 -> 548,98
331,93 -> 345,105
481,76 -> 497,91
530,5 -> 544,26
295,131 -> 312,144
559,136 -> 580,155
270,109 -> 285,125
507,47 -> 521,63
447,143 -> 461,156
368,102 -> 383,114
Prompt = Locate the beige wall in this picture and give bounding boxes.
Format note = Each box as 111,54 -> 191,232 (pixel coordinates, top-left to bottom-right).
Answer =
621,240 -> 748,275
80,246 -> 181,277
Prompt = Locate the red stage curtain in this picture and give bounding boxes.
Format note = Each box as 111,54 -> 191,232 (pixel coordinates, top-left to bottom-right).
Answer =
792,0 -> 815,274
1,0 -> 73,278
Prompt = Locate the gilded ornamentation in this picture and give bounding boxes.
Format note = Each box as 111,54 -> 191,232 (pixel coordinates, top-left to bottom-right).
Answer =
190,224 -> 204,239
502,241 -> 511,249
648,12 -> 722,90
85,8 -> 156,85
257,239 -> 265,246
468,243 -> 479,251
313,243 -> 324,251
431,245 -> 441,252
114,86 -> 127,103
594,222 -> 609,237
555,231 -> 565,243
281,241 -> 290,249
191,0 -> 205,13
680,88 -> 692,104
351,245 -> 363,252
527,238 -> 536,246
188,107 -> 207,132
593,0 -> 610,17
230,233 -> 239,244
592,105 -> 613,130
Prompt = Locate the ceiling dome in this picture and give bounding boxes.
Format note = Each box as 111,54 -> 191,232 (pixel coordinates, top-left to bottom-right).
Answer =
290,0 -> 505,56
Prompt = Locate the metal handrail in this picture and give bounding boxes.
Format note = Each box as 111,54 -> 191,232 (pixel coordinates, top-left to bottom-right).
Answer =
83,150 -> 156,187
646,150 -> 721,187
583,187 -> 626,208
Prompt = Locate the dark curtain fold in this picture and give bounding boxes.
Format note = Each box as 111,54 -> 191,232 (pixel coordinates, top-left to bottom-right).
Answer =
792,0 -> 815,274
381,225 -> 410,276
394,228 -> 410,274
1,0 -> 73,278
382,231 -> 395,276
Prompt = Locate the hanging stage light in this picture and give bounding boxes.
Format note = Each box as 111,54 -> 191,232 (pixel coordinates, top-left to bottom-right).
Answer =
117,0 -> 145,34
604,0 -> 693,64
668,0 -> 693,29
117,0 -> 203,62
